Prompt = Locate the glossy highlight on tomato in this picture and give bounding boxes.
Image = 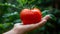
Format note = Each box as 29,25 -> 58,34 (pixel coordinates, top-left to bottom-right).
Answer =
20,8 -> 42,25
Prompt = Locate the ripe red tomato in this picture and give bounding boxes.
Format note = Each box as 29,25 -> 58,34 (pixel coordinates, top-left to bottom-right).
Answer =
20,8 -> 42,25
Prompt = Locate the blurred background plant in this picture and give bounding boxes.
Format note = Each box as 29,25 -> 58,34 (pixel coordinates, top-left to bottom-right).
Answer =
0,0 -> 60,34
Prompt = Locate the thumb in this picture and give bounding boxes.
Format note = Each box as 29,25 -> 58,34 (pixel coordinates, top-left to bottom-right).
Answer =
14,23 -> 23,27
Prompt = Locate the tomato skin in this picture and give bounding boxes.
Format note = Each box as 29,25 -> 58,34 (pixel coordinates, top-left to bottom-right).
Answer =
20,8 -> 42,25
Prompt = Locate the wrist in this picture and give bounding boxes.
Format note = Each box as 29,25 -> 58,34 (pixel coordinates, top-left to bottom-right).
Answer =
12,28 -> 23,34
3,28 -> 23,34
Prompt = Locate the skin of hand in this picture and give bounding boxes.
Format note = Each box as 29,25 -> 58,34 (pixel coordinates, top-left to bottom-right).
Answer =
3,15 -> 50,34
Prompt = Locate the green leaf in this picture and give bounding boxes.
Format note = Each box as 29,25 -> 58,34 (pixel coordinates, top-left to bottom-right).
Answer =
17,0 -> 27,6
42,10 -> 49,17
49,14 -> 56,21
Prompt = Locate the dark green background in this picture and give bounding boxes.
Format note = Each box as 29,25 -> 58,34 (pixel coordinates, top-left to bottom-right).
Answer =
0,0 -> 60,34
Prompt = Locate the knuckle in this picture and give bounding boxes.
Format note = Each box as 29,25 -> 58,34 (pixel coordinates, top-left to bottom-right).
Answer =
43,19 -> 47,22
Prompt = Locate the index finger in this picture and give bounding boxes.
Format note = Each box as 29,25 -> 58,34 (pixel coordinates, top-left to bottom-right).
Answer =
35,15 -> 51,27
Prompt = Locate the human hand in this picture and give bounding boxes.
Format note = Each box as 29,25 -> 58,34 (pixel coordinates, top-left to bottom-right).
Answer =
3,15 -> 50,34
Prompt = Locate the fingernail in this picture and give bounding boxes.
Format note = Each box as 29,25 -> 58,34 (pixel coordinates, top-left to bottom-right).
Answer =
43,19 -> 47,22
45,15 -> 51,20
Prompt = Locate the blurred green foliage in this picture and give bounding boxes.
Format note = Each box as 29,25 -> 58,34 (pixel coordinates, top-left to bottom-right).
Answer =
0,0 -> 60,34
